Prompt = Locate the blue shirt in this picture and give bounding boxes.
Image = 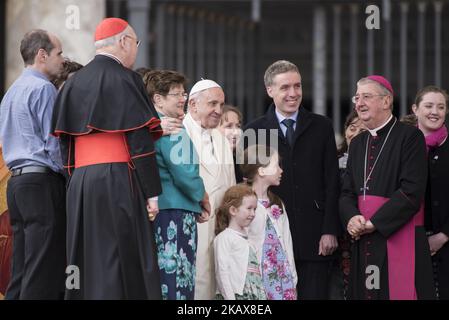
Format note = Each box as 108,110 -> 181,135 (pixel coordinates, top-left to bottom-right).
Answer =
0,68 -> 63,173
275,109 -> 298,137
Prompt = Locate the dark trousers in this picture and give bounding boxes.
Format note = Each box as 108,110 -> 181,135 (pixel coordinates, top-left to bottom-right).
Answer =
5,172 -> 66,299
297,260 -> 332,300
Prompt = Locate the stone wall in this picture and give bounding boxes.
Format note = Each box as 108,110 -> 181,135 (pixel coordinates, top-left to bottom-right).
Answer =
6,0 -> 105,88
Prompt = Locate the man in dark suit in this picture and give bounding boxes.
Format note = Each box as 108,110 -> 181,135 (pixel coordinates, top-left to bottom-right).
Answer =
244,60 -> 340,299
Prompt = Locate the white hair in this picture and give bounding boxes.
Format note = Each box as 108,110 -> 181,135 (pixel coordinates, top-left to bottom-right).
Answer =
357,78 -> 391,97
94,28 -> 128,50
357,77 -> 394,108
188,91 -> 201,103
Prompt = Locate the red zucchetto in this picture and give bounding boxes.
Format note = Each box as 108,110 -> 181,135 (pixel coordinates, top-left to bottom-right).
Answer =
94,18 -> 129,41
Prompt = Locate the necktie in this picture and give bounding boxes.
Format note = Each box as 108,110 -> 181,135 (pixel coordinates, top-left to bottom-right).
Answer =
282,119 -> 295,147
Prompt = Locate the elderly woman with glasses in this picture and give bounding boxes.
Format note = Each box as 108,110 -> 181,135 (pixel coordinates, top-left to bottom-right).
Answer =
142,69 -> 210,300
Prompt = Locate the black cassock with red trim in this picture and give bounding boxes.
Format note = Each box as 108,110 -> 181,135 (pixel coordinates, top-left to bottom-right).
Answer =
51,54 -> 163,299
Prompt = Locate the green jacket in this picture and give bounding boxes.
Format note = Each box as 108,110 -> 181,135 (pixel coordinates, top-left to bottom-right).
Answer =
155,127 -> 205,213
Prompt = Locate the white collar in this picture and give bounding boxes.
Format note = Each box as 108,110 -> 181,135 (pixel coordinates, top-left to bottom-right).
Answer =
96,53 -> 123,65
367,114 -> 393,137
186,112 -> 212,136
226,227 -> 248,239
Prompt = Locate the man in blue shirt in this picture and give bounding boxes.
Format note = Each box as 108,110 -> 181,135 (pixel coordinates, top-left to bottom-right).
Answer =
0,29 -> 65,299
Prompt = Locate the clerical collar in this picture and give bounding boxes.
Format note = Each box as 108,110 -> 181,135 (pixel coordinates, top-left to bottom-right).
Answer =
96,53 -> 123,65
367,115 -> 393,137
362,116 -> 397,199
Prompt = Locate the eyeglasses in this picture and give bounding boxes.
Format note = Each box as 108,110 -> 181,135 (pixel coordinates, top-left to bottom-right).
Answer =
166,92 -> 188,99
352,93 -> 387,104
123,35 -> 141,47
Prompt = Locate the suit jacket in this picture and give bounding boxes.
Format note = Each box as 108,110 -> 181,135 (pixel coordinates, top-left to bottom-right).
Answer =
244,104 -> 340,261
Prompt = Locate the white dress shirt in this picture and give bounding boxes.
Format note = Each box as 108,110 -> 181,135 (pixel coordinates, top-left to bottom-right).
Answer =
275,109 -> 298,137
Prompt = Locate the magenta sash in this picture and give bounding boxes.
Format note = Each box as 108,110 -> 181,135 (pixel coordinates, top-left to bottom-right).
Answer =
358,195 -> 424,300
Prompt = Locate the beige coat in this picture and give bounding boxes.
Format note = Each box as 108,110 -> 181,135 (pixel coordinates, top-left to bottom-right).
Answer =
183,113 -> 236,299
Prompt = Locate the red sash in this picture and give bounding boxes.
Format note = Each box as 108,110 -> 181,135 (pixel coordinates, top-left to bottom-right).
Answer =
358,195 -> 424,300
75,132 -> 130,168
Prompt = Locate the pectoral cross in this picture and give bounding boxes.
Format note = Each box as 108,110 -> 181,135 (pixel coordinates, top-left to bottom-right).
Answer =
360,186 -> 369,192
360,184 -> 369,200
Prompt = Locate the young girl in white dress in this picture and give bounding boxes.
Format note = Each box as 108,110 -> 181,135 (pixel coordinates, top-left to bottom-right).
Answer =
214,184 -> 267,300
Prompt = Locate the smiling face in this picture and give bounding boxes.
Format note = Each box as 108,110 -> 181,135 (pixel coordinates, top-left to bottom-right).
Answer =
157,84 -> 187,119
190,87 -> 225,129
218,110 -> 242,150
354,82 -> 392,129
229,195 -> 257,231
412,91 -> 447,135
266,71 -> 302,117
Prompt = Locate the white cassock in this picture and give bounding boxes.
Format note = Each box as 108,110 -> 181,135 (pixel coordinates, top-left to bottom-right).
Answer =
183,113 -> 236,299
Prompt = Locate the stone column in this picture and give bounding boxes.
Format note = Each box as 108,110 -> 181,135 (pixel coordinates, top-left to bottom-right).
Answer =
332,5 -> 342,134
400,2 -> 409,116
236,20 -> 245,110
186,8 -> 196,83
434,1 -> 443,87
313,6 -> 327,116
196,10 -> 206,79
349,4 -> 359,98
6,0 -> 105,88
206,13 -> 217,78
382,0 -> 392,79
251,0 -> 261,23
127,0 -> 151,69
417,2 -> 426,90
165,4 -> 175,70
366,20 -> 374,75
216,15 -> 226,86
226,18 -> 236,104
246,22 -> 256,121
154,3 -> 166,69
176,6 -> 186,74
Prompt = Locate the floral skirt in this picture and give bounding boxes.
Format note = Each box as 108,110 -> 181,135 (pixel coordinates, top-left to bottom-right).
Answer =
262,218 -> 297,300
154,209 -> 197,300
216,247 -> 267,300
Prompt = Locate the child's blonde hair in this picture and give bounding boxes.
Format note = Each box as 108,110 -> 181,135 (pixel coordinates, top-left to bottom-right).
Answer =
215,184 -> 257,236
